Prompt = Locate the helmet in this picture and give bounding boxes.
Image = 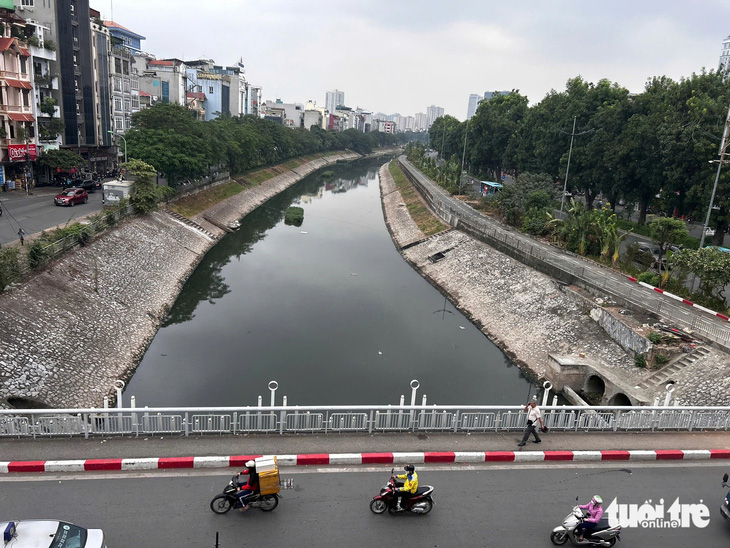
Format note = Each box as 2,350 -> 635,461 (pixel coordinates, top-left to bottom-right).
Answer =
404,465 -> 415,473
245,460 -> 255,468
592,495 -> 603,505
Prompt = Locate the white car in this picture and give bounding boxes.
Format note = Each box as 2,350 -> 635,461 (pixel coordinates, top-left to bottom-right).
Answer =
1,520 -> 106,548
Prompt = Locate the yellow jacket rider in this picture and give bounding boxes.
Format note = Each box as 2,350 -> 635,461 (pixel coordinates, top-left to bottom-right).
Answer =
395,464 -> 418,511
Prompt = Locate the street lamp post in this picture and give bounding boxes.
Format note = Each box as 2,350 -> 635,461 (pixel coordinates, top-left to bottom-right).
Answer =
699,100 -> 730,249
108,130 -> 127,164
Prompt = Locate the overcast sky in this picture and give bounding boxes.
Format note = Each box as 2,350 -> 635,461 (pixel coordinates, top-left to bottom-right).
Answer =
104,0 -> 730,120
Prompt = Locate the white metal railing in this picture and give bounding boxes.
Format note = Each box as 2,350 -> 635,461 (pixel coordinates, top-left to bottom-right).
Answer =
0,405 -> 728,438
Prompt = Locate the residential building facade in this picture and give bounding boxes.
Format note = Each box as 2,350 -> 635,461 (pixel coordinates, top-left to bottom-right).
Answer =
325,89 -> 344,115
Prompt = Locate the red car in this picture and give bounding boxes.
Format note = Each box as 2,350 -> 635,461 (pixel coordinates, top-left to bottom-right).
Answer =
54,187 -> 88,206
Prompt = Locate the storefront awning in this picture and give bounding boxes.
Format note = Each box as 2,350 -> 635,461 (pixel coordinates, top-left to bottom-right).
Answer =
4,78 -> 32,89
6,112 -> 35,122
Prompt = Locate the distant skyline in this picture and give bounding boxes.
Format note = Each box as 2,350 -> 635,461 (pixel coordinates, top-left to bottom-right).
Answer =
106,0 -> 730,120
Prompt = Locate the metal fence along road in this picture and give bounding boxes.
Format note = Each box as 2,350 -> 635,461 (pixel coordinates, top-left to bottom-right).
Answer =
0,405 -> 728,438
397,158 -> 730,348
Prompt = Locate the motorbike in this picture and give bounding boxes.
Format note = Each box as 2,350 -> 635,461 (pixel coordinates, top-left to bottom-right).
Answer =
369,468 -> 434,515
209,474 -> 280,514
721,473 -> 730,525
550,504 -> 622,546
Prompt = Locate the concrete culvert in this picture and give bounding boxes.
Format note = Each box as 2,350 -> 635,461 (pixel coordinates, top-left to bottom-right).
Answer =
6,396 -> 50,409
608,393 -> 632,406
585,375 -> 606,398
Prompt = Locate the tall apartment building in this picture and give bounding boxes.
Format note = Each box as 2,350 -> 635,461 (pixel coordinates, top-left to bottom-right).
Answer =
466,93 -> 480,119
89,14 -> 112,172
414,112 -> 427,132
0,7 -> 35,189
426,105 -> 444,129
104,21 -> 143,133
325,89 -> 344,114
23,0 -> 114,173
721,35 -> 730,72
137,56 -> 187,106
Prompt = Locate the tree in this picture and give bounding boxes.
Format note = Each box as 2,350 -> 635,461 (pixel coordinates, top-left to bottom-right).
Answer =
126,159 -> 166,214
672,247 -> 730,305
468,92 -> 528,180
35,149 -> 84,171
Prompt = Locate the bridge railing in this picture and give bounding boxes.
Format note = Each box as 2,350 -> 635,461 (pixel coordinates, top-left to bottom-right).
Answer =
0,405 -> 728,438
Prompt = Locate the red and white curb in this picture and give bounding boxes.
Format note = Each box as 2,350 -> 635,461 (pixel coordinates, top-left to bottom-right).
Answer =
627,276 -> 729,322
2,449 -> 729,473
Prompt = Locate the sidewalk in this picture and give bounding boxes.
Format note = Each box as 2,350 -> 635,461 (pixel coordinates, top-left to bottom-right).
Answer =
1,431 -> 728,463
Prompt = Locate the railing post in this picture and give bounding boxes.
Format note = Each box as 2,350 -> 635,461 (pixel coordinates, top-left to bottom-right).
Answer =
131,396 -> 138,437
369,410 -> 374,434
280,396 -> 287,435
232,412 -> 238,435
409,380 -> 419,430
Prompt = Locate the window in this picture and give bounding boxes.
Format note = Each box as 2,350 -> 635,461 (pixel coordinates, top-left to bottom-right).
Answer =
20,0 -> 35,6
115,117 -> 123,130
114,97 -> 122,111
131,96 -> 139,109
115,58 -> 121,74
113,77 -> 121,92
209,86 -> 213,94
123,79 -> 130,93
131,78 -> 139,90
122,60 -> 129,75
124,99 -> 130,112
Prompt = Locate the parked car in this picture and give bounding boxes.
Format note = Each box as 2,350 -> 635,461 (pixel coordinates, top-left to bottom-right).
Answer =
54,188 -> 88,206
0,520 -> 106,548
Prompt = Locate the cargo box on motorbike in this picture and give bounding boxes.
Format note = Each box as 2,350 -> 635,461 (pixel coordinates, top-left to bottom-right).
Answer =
256,456 -> 280,495
254,457 -> 277,472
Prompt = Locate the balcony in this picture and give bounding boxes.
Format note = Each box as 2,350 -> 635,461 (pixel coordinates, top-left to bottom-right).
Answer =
0,104 -> 34,115
30,45 -> 57,62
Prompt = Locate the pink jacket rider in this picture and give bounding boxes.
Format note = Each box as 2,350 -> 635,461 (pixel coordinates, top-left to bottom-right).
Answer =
578,500 -> 603,523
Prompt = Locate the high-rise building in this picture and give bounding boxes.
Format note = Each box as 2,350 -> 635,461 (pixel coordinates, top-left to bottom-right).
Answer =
426,105 -> 444,129
467,94 -> 481,119
721,35 -> 730,72
325,89 -> 344,113
484,90 -> 510,101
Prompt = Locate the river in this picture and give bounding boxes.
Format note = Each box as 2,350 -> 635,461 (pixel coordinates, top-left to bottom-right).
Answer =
124,157 -> 532,406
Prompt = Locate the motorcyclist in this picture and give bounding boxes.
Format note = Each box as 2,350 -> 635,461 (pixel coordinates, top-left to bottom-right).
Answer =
236,460 -> 259,512
577,495 -> 603,541
394,464 -> 418,511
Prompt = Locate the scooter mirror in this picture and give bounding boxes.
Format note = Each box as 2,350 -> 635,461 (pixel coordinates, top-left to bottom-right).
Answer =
723,473 -> 728,483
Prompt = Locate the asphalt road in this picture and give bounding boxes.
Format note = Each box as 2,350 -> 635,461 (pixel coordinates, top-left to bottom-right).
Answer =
1,464 -> 728,547
0,187 -> 104,246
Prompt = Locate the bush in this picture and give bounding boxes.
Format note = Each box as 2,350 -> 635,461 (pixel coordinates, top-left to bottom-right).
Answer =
654,354 -> 669,367
0,247 -> 22,291
647,332 -> 662,344
637,271 -> 660,286
634,354 -> 647,368
522,210 -> 547,236
27,240 -> 51,270
284,206 -> 304,227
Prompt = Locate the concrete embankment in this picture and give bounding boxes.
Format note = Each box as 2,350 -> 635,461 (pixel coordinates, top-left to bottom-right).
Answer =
0,152 -> 359,409
378,164 -> 647,397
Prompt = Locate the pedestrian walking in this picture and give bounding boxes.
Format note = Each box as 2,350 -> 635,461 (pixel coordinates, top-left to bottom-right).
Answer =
17,228 -> 25,246
518,399 -> 544,446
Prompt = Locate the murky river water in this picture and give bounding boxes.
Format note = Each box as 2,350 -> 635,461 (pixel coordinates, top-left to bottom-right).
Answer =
125,158 -> 531,406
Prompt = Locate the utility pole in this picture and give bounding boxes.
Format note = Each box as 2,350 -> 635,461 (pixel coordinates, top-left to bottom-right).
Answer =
459,116 -> 469,195
560,116 -> 577,216
699,100 -> 730,249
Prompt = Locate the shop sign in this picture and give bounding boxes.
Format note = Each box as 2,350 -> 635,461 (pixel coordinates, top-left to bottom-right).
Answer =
8,144 -> 38,162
